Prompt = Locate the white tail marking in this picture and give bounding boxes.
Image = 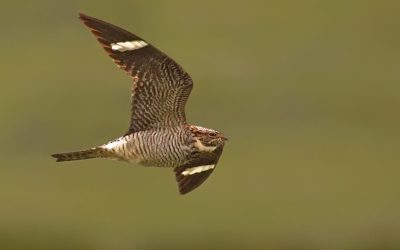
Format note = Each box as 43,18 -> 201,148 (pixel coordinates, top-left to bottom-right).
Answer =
102,138 -> 124,150
111,40 -> 148,52
181,164 -> 215,176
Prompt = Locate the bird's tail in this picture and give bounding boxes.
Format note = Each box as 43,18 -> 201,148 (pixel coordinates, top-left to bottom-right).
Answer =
51,147 -> 109,162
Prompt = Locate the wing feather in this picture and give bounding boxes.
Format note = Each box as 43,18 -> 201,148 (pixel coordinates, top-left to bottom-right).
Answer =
79,13 -> 193,133
174,147 -> 224,194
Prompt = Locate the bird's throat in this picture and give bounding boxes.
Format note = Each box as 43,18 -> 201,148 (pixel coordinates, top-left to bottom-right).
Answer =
194,139 -> 217,152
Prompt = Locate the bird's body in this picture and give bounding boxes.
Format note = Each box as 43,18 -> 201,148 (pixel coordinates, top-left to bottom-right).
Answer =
52,14 -> 227,194
99,125 -> 192,167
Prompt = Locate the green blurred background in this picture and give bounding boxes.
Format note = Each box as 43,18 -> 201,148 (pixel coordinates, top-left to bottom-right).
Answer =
1,1 -> 400,249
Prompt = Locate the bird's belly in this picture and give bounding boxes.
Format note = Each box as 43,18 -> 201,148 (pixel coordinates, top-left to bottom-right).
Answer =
138,142 -> 190,168
117,129 -> 191,168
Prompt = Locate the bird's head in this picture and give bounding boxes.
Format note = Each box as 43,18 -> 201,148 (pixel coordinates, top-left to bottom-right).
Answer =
189,125 -> 228,152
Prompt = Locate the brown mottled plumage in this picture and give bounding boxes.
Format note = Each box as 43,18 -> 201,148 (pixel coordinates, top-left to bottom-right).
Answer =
52,13 -> 227,195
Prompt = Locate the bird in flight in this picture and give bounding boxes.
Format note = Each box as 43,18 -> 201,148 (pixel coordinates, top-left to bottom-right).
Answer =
52,13 -> 228,195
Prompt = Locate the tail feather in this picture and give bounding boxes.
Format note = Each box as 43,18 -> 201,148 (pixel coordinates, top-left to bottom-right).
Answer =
52,147 -> 108,162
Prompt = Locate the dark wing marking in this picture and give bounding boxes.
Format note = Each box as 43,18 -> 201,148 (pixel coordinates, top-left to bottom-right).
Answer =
79,13 -> 193,133
174,147 -> 224,195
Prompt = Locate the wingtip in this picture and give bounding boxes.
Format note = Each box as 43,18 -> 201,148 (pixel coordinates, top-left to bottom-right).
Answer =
178,189 -> 189,195
78,12 -> 92,22
51,154 -> 61,162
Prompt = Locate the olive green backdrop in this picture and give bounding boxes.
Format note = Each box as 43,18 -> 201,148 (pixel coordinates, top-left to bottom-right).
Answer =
1,1 -> 399,249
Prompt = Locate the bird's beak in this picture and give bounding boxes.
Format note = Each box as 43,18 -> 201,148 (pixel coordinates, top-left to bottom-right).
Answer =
222,136 -> 228,141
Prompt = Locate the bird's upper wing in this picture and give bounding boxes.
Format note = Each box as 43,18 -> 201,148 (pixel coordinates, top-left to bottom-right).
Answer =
79,13 -> 193,133
174,147 -> 224,195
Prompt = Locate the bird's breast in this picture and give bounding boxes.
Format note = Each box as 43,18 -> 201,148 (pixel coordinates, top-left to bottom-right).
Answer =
120,128 -> 191,167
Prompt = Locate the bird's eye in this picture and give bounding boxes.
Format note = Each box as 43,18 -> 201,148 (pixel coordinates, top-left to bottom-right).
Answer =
209,132 -> 217,137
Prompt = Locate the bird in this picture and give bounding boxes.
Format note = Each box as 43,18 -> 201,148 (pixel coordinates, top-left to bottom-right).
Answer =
51,13 -> 228,195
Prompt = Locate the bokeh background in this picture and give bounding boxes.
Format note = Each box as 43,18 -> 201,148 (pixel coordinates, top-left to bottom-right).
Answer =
1,1 -> 400,249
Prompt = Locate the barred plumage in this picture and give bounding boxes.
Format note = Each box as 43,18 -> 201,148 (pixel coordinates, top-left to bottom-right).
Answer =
52,13 -> 227,195
52,147 -> 110,162
109,126 -> 191,167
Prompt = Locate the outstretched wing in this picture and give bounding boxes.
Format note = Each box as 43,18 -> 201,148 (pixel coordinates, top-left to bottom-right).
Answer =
174,147 -> 224,195
79,13 -> 193,133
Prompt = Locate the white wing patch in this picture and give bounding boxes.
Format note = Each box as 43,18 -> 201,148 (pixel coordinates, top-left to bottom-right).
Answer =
181,164 -> 215,176
110,40 -> 148,52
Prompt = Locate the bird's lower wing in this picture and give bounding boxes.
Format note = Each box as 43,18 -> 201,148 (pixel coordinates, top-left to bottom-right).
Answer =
174,147 -> 223,195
